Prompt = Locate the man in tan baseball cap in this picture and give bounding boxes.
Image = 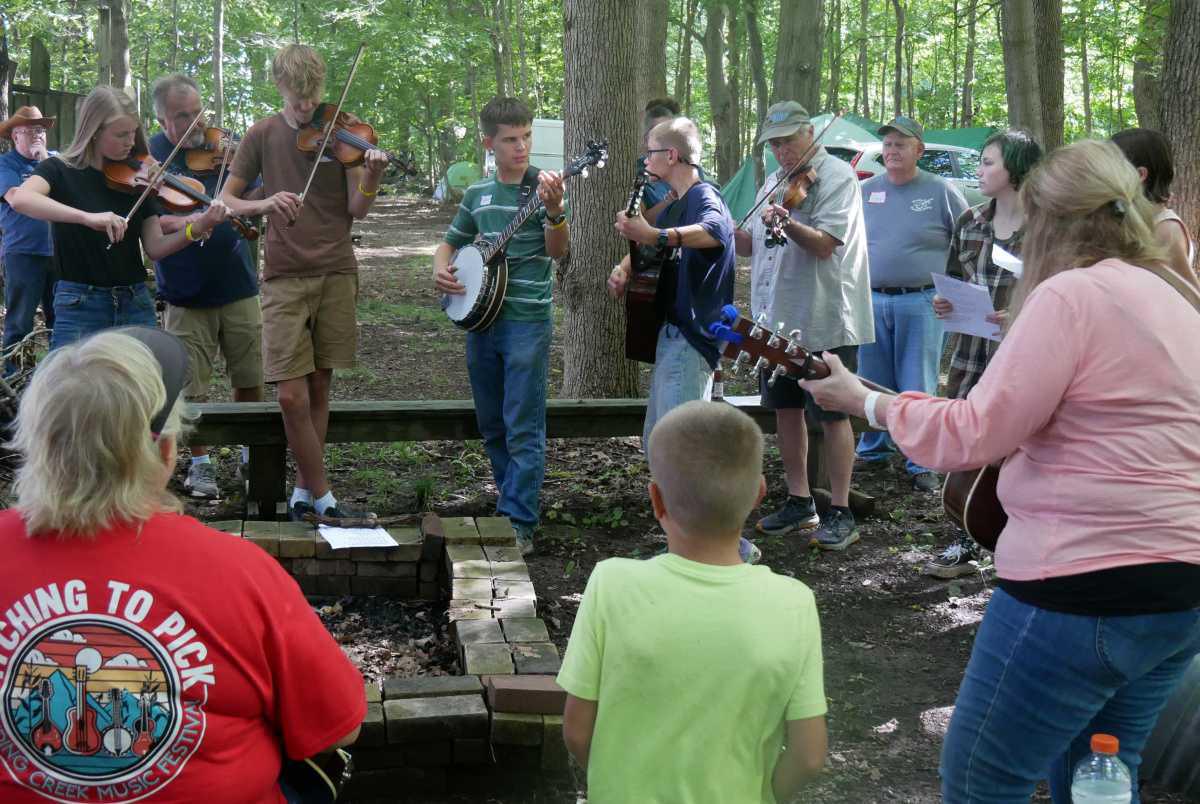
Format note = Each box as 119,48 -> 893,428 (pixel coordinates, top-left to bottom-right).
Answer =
0,106 -> 58,375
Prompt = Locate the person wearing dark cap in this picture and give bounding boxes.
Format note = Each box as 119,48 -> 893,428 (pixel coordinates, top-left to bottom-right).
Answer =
0,327 -> 365,802
0,106 -> 57,375
733,100 -> 873,552
856,115 -> 968,492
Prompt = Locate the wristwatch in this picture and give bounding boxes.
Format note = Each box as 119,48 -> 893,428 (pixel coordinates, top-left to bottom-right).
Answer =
545,211 -> 567,226
657,229 -> 670,249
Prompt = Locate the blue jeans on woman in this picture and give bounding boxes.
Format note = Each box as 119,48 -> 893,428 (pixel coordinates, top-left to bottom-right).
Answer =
856,288 -> 942,474
466,317 -> 552,534
49,280 -> 157,351
2,252 -> 56,374
940,587 -> 1200,803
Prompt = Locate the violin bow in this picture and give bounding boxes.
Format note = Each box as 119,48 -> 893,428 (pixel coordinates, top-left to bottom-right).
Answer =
735,110 -> 843,231
106,108 -> 205,250
291,41 -> 367,226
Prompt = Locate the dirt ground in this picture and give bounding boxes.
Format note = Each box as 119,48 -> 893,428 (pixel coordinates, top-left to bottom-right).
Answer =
6,194 -> 1186,803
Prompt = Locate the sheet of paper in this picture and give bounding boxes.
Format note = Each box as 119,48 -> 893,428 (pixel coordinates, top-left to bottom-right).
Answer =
932,273 -> 1002,342
991,244 -> 1023,277
317,526 -> 397,550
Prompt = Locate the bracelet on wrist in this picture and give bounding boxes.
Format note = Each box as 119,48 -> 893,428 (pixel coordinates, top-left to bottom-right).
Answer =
184,221 -> 198,242
863,390 -> 884,430
358,182 -> 378,197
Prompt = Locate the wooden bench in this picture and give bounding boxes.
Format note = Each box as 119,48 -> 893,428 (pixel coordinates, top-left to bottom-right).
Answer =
192,397 -> 869,518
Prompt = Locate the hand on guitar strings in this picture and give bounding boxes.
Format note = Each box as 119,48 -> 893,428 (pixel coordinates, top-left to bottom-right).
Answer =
536,170 -> 565,214
797,352 -> 873,419
613,208 -> 657,245
434,261 -> 466,296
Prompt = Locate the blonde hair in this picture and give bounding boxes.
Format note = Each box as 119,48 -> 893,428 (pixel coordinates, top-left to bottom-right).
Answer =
1012,139 -> 1166,321
11,332 -> 186,537
58,86 -> 146,170
648,401 -> 763,538
272,44 -> 326,100
649,117 -> 702,166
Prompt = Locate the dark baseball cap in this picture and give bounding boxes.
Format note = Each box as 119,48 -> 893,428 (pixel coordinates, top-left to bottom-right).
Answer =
757,101 -> 812,144
878,115 -> 925,141
112,327 -> 190,436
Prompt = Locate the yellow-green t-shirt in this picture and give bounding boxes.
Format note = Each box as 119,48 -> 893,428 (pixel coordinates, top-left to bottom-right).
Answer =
556,554 -> 826,803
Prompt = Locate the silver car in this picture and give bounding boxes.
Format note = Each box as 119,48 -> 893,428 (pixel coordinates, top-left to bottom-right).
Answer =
828,142 -> 985,206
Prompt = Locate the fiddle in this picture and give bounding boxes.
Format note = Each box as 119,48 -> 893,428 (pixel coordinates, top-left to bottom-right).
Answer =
104,153 -> 259,240
184,126 -> 240,175
764,163 -> 817,248
296,104 -> 418,176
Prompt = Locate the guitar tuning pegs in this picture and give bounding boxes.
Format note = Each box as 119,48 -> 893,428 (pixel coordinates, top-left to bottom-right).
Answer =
755,312 -> 770,327
732,351 -> 751,375
752,356 -> 771,375
785,329 -> 804,356
597,160 -> 606,169
767,333 -> 783,349
766,364 -> 789,388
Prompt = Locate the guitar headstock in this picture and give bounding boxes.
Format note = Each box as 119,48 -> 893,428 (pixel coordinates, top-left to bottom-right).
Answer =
626,164 -> 649,215
564,140 -> 609,180
707,304 -> 830,387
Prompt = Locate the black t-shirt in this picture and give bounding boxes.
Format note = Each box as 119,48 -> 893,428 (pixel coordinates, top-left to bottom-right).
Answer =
33,157 -> 162,287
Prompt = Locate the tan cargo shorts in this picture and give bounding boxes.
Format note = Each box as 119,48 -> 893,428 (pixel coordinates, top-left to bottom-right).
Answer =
163,295 -> 264,398
260,272 -> 358,383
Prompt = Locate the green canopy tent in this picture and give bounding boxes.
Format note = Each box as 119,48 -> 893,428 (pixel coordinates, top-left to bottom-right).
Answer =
720,114 -> 879,222
922,127 -> 997,152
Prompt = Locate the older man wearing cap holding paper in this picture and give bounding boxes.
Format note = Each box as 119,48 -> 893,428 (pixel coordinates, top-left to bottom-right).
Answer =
734,101 -> 873,551
0,106 -> 57,375
856,115 -> 967,493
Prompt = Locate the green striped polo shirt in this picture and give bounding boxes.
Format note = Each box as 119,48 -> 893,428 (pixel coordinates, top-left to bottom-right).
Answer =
444,176 -> 566,322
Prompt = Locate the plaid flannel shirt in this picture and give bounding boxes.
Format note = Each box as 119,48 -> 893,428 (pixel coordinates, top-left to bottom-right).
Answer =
944,200 -> 1024,399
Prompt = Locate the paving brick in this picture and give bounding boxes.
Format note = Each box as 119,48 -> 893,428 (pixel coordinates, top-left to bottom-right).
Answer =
349,541 -> 422,563
453,737 -> 493,765
452,618 -> 505,646
441,517 -> 480,544
511,642 -> 561,675
486,675 -> 566,715
241,521 -> 279,556
419,561 -> 440,581
383,694 -> 489,743
313,535 -> 336,558
349,745 -> 407,772
421,512 -> 445,539
314,575 -> 352,596
356,701 -> 386,747
462,642 -> 514,675
278,521 -> 311,538
403,740 -> 452,766
365,680 -> 383,704
419,581 -> 441,599
421,513 -> 445,561
483,544 -> 523,563
290,558 -> 321,576
493,579 -> 536,600
446,543 -> 486,563
386,527 -> 424,562
490,744 -> 542,770
207,520 -> 243,535
351,576 -> 417,597
447,600 -> 494,622
475,516 -> 518,546
343,767 -> 446,797
489,560 -> 530,581
357,561 -> 418,578
491,597 -> 537,618
541,713 -> 570,774
499,617 -> 551,644
317,559 -> 357,576
450,558 -> 492,579
294,576 -> 319,595
382,675 -> 482,700
452,578 -> 494,600
491,711 -> 543,746
277,527 -> 316,558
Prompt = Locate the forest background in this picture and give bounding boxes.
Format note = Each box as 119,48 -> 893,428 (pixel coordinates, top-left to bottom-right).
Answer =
2,0 -> 1198,395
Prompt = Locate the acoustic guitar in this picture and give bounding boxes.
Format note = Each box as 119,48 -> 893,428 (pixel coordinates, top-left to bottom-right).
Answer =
941,463 -> 1006,551
623,167 -> 666,363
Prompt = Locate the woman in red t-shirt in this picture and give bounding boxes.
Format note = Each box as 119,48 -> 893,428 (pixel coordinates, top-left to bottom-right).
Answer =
0,327 -> 364,803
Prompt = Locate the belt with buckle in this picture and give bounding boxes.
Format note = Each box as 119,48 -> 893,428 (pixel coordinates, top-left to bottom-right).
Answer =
873,285 -> 934,295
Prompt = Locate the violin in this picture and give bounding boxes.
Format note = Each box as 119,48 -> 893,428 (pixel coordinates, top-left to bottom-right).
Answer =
185,126 -> 240,175
764,163 -> 817,248
103,153 -> 259,240
296,104 -> 418,176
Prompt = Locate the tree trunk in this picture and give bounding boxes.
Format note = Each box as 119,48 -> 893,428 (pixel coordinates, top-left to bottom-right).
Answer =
97,1 -> 112,85
1078,0 -> 1091,135
636,0 -> 669,107
904,24 -> 914,118
675,0 -> 698,113
170,0 -> 180,70
961,0 -> 976,126
479,0 -> 507,96
890,0 -> 904,118
1132,0 -> 1166,131
773,0 -> 824,109
727,11 -> 743,165
1000,0 -> 1042,141
855,0 -> 869,118
108,0 -> 131,90
1161,0 -> 1200,271
826,0 -> 843,112
213,0 -> 225,129
704,3 -> 739,184
1032,0 -> 1063,150
745,0 -> 770,186
560,0 -> 641,397
0,14 -> 10,129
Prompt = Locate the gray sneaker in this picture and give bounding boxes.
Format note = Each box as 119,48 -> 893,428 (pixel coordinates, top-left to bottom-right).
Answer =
912,471 -> 941,493
184,462 -> 219,499
810,508 -> 859,551
756,496 -> 820,536
514,525 -> 535,557
738,537 -> 762,565
924,534 -> 980,579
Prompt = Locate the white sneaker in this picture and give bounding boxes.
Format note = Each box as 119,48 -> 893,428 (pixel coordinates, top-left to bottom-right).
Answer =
184,462 -> 219,499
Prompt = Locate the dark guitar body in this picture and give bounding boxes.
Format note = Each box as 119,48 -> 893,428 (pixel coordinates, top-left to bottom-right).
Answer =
281,749 -> 353,803
625,248 -> 666,364
941,463 -> 1007,552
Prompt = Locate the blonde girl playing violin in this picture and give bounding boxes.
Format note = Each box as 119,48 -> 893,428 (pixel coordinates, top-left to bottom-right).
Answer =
9,86 -> 228,349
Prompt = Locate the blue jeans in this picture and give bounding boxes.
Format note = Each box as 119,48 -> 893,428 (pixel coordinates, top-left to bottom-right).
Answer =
466,317 -> 552,532
940,588 -> 1200,804
856,288 -> 942,474
2,252 -> 56,374
50,280 -> 157,351
643,323 -> 712,447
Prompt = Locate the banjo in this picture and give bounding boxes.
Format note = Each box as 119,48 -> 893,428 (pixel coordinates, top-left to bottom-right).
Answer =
442,140 -> 608,331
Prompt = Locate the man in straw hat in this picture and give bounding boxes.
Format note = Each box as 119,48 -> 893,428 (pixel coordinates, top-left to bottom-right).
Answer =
0,106 -> 57,375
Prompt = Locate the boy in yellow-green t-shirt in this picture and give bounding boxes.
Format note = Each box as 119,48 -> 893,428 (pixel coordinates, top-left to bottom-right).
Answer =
557,401 -> 828,803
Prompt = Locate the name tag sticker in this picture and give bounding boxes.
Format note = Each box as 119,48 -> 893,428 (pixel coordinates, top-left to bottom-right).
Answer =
480,194 -> 492,205
868,191 -> 886,204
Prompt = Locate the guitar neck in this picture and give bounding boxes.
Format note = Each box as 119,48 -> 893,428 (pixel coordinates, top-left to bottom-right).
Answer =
485,191 -> 544,260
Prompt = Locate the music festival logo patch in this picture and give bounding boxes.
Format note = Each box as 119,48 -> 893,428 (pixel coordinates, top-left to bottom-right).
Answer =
1,581 -> 213,802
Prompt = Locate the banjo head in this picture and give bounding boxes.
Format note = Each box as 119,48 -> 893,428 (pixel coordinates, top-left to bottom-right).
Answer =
442,245 -> 489,322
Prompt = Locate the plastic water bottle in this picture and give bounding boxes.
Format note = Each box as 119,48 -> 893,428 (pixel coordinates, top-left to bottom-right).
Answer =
1071,733 -> 1132,803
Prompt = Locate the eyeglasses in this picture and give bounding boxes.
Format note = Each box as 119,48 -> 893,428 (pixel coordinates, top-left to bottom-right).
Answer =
643,148 -> 672,159
13,128 -> 47,138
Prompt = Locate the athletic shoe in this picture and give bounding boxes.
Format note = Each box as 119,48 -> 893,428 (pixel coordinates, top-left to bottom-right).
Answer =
810,508 -> 860,551
289,501 -> 315,522
912,471 -> 941,493
184,462 -> 219,499
514,526 -> 535,558
756,496 -> 820,536
924,534 -> 980,579
738,537 -> 762,565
